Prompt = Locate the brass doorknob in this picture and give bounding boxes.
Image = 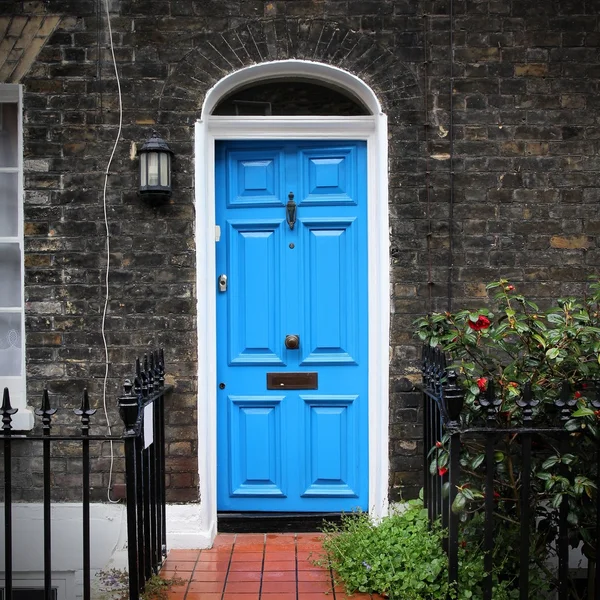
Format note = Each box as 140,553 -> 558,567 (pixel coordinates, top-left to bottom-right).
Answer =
285,334 -> 300,349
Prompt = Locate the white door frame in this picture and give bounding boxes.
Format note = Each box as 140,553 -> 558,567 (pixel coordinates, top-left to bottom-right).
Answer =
194,60 -> 389,545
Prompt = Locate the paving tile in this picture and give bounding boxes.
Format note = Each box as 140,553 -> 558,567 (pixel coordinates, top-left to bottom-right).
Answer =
201,548 -> 234,557
160,569 -> 190,579
213,533 -> 237,546
261,570 -> 297,582
162,559 -> 197,570
262,560 -> 296,571
225,580 -> 261,594
298,580 -> 333,593
194,560 -> 230,570
164,592 -> 186,600
191,570 -> 228,582
187,581 -> 226,593
184,594 -> 222,600
222,594 -> 260,600
265,533 -> 296,545
167,549 -> 201,560
297,570 -> 331,582
232,543 -> 266,552
260,580 -> 297,594
263,550 -> 295,560
231,551 -> 263,562
297,594 -> 334,600
226,571 -> 263,582
229,561 -> 263,572
234,534 -> 265,544
260,594 -> 297,600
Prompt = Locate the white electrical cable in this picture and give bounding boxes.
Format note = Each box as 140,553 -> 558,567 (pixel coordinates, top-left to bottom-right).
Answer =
101,0 -> 123,504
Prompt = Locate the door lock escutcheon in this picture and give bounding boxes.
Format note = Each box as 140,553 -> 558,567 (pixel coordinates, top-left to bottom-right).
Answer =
218,274 -> 227,292
285,334 -> 300,350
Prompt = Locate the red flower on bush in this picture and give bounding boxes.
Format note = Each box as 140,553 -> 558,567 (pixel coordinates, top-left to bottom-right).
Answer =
574,391 -> 582,399
476,377 -> 487,392
435,441 -> 443,448
438,466 -> 448,477
468,315 -> 491,331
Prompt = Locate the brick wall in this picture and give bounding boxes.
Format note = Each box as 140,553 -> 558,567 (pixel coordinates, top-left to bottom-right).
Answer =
1,0 -> 599,503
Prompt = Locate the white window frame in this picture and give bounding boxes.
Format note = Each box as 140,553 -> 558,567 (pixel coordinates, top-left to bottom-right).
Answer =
0,84 -> 32,430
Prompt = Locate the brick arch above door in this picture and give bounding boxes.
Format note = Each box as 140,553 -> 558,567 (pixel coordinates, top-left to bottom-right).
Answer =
158,18 -> 422,119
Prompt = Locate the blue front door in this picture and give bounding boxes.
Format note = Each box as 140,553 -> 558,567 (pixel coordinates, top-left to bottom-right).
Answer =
216,140 -> 368,512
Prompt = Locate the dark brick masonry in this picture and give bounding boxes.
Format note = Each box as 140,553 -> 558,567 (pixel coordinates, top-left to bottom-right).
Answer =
1,0 -> 600,503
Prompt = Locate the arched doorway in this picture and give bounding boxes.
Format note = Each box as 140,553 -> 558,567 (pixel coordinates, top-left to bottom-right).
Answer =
195,60 -> 389,543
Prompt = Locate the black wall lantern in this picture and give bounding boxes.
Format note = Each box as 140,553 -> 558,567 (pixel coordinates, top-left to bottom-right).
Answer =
139,130 -> 173,203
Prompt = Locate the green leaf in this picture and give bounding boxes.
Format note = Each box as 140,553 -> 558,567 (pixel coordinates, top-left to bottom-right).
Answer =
572,407 -> 595,417
542,456 -> 559,469
565,419 -> 580,432
451,492 -> 467,514
546,348 -> 560,359
471,454 -> 485,469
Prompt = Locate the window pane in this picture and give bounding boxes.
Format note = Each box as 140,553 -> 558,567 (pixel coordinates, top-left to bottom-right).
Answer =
160,153 -> 169,186
148,153 -> 159,186
0,242 -> 21,306
0,312 -> 22,376
0,103 -> 18,167
0,171 -> 19,236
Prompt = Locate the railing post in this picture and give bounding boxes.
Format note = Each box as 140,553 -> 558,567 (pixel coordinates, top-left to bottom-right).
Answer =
479,380 -> 501,600
35,389 -> 57,600
2,388 -> 18,600
516,383 -> 539,600
556,381 -> 576,600
119,378 -> 141,600
592,382 -> 600,598
441,368 -> 463,598
74,389 -> 96,600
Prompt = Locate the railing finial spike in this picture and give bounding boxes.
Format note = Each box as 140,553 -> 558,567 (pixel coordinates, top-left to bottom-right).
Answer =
35,388 -> 57,430
2,387 -> 18,432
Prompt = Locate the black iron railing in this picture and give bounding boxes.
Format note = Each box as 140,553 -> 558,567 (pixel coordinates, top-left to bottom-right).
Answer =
422,345 -> 600,600
1,350 -> 171,600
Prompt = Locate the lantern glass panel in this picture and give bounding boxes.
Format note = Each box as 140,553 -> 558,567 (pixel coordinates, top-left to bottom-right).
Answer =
148,152 -> 159,186
160,153 -> 169,187
140,153 -> 147,187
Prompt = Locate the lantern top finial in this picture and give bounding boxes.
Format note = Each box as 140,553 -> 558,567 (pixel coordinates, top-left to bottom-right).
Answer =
140,130 -> 173,155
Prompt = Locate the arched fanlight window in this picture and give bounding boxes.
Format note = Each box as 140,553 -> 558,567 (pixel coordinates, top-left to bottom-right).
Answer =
212,79 -> 369,116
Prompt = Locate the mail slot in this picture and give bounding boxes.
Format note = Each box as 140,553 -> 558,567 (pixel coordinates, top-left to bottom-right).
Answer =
267,372 -> 318,390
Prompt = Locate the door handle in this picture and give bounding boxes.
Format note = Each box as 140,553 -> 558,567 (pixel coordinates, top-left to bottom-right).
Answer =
218,274 -> 227,292
285,334 -> 300,349
286,192 -> 296,230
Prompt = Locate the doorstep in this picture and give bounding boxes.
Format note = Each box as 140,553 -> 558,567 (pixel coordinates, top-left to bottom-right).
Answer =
160,533 -> 386,600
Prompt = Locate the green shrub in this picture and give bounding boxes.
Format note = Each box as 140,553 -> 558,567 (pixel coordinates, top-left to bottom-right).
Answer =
317,500 -> 546,600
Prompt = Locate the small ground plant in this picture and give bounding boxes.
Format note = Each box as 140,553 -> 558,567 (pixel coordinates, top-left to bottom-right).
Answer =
95,567 -> 185,600
317,500 -> 528,600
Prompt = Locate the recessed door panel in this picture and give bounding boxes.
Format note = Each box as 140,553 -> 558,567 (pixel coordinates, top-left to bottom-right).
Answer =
298,145 -> 358,206
301,395 -> 359,497
226,147 -> 285,207
217,140 -> 368,512
227,220 -> 285,365
228,396 -> 286,497
300,218 -> 359,365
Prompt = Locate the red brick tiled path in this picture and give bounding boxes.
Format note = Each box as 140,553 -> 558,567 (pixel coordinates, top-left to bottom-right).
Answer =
161,533 -> 385,600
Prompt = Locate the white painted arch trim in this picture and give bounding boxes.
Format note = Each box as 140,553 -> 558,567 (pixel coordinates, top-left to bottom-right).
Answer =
195,60 -> 389,547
